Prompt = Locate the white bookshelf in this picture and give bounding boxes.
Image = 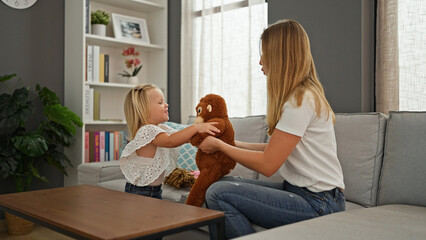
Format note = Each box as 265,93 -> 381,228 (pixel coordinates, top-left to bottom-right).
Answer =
64,0 -> 167,186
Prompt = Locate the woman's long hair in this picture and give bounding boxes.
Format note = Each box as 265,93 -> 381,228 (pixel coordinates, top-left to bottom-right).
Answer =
261,19 -> 335,135
123,84 -> 158,140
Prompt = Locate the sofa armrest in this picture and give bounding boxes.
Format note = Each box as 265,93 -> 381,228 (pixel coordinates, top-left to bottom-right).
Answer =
77,161 -> 124,185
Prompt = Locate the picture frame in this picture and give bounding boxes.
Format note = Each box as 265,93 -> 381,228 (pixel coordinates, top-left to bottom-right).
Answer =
111,13 -> 150,44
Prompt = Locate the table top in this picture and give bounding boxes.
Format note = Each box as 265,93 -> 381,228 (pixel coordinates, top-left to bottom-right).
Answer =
0,185 -> 224,240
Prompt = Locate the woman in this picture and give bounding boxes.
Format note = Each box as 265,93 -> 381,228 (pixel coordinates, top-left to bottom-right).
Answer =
198,19 -> 345,239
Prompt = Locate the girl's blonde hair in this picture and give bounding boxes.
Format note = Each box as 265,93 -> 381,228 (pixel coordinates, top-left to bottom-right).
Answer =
261,19 -> 335,135
123,84 -> 158,140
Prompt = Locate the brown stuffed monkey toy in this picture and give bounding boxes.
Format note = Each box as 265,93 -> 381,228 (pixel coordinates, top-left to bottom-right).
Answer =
186,94 -> 236,207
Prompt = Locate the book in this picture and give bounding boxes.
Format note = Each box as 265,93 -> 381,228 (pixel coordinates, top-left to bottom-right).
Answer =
93,45 -> 100,83
118,131 -> 124,159
105,131 -> 110,161
109,132 -> 114,160
84,132 -> 89,163
94,132 -> 100,162
85,0 -> 90,34
114,131 -> 120,160
100,131 -> 105,162
99,54 -> 105,83
93,90 -> 100,121
83,85 -> 94,121
89,131 -> 95,162
86,45 -> 93,82
104,54 -> 109,83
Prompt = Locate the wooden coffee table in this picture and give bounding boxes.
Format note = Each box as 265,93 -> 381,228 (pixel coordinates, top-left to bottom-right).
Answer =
0,185 -> 224,240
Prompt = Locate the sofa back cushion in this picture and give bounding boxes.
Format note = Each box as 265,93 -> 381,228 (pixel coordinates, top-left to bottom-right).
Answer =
378,111 -> 426,207
187,115 -> 268,179
78,161 -> 124,185
334,113 -> 387,207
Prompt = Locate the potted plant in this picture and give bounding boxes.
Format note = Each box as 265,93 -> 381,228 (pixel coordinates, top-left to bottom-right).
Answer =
91,9 -> 110,36
118,47 -> 143,84
0,74 -> 83,235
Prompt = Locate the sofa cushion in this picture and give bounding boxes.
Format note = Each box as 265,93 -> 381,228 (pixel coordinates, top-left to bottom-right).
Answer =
234,205 -> 426,240
334,113 -> 387,207
78,161 -> 124,185
378,111 -> 426,207
163,121 -> 199,171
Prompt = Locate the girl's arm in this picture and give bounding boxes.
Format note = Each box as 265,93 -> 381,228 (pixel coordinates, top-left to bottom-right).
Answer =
235,141 -> 268,151
198,129 -> 300,177
152,122 -> 219,148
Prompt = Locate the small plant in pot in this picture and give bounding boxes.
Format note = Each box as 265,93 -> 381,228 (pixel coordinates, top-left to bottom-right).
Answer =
0,74 -> 83,235
91,9 -> 110,36
118,47 -> 142,84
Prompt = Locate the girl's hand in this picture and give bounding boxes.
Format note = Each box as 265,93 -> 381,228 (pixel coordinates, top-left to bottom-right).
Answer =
195,122 -> 220,135
198,136 -> 221,153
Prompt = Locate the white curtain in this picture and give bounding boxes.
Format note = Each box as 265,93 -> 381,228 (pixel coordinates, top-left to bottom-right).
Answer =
181,0 -> 267,123
376,0 -> 426,114
398,0 -> 426,111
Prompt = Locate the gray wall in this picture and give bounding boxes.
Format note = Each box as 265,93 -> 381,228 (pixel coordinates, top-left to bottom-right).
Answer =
268,0 -> 375,112
0,0 -> 65,194
168,0 -> 182,122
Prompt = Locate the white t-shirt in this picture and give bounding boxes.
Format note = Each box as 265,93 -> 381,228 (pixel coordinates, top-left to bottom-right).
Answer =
275,91 -> 345,192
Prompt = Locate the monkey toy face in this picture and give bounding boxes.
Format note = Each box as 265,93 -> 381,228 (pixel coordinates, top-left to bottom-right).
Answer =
194,94 -> 228,124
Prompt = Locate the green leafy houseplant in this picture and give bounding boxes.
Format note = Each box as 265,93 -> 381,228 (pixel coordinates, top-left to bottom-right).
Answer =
91,9 -> 110,25
0,74 -> 83,192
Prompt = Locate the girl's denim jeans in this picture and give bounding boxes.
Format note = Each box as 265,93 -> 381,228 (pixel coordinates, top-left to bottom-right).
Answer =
125,182 -> 163,199
205,176 -> 345,239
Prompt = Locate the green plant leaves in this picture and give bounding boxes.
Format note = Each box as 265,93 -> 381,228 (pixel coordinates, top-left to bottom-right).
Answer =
44,104 -> 82,136
12,133 -> 48,157
133,65 -> 142,76
44,149 -> 72,176
1,74 -> 82,192
0,73 -> 17,82
36,84 -> 60,106
0,156 -> 18,179
0,87 -> 34,133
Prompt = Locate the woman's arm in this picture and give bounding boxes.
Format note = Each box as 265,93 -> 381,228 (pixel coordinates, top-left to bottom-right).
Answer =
199,129 -> 300,176
152,123 -> 219,148
235,141 -> 268,151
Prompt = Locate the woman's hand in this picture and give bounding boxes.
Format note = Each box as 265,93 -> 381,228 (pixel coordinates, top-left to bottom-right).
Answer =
194,122 -> 220,135
198,136 -> 222,153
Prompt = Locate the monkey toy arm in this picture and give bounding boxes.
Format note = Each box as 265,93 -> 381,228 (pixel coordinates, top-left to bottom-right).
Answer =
190,118 -> 226,146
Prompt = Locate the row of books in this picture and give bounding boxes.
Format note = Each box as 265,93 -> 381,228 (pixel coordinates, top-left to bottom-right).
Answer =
86,45 -> 110,83
84,131 -> 128,163
83,86 -> 100,121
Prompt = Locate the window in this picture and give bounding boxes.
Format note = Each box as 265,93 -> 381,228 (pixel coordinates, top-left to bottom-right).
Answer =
181,0 -> 267,122
398,0 -> 426,111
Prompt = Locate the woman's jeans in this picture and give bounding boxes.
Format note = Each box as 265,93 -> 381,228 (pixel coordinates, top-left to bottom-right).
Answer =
125,182 -> 163,199
205,176 -> 345,239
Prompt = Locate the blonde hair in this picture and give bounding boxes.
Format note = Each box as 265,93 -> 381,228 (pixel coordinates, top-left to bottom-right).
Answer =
261,19 -> 335,135
123,84 -> 158,140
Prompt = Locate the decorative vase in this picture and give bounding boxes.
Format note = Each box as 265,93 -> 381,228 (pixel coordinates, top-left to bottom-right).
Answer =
5,212 -> 34,235
127,76 -> 139,85
91,24 -> 106,36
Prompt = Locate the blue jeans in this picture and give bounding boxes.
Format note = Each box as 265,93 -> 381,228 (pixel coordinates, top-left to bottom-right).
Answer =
125,182 -> 163,199
205,176 -> 345,239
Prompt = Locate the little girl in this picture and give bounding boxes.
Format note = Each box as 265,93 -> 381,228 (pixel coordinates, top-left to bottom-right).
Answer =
120,84 -> 219,199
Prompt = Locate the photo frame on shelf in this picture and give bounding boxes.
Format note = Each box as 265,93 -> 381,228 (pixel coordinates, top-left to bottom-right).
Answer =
112,13 -> 150,44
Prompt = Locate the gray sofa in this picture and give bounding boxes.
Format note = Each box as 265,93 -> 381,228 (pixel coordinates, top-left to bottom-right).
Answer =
77,112 -> 426,239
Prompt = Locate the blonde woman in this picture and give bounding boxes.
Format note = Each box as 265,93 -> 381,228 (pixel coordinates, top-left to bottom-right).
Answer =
120,84 -> 219,199
198,20 -> 345,238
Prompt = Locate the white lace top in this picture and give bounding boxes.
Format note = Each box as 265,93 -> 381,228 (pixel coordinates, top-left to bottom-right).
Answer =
119,124 -> 178,187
